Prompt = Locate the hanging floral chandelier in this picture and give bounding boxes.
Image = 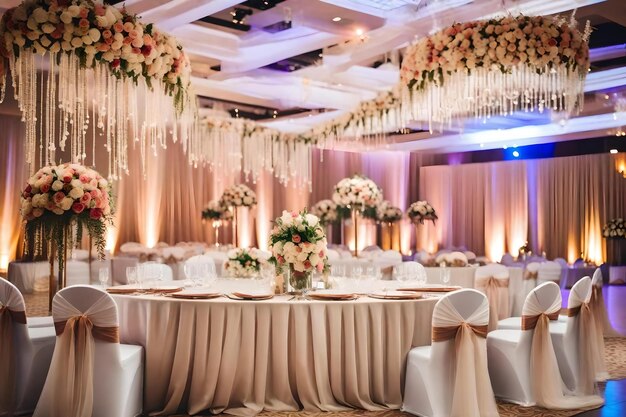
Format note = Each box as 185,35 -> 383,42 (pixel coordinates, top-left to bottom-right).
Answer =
0,0 -> 197,179
399,15 -> 591,131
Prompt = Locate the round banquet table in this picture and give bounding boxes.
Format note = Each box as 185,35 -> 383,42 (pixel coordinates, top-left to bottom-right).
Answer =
112,293 -> 439,416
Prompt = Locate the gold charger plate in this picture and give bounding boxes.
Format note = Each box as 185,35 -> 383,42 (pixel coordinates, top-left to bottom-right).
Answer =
368,291 -> 423,300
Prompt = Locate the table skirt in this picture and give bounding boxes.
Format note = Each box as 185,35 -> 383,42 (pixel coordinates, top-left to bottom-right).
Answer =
113,295 -> 438,416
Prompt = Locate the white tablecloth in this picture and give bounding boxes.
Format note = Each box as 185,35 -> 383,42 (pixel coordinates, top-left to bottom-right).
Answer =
8,261 -> 50,293
113,293 -> 439,415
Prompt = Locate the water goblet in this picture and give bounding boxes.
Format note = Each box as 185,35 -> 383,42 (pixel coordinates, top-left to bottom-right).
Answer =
99,267 -> 110,289
126,266 -> 137,287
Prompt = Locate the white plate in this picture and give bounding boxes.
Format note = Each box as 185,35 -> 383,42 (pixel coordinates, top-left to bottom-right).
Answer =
368,291 -> 422,300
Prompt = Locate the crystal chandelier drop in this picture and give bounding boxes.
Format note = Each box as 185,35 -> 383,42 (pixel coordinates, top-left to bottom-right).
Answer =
399,14 -> 591,131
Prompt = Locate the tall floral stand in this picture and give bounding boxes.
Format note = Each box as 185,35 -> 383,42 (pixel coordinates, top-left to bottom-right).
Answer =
382,222 -> 400,251
213,220 -> 222,247
232,207 -> 239,247
47,225 -> 69,312
352,209 -> 360,257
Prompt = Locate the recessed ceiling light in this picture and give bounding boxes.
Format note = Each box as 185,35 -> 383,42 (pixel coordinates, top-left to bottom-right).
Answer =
332,16 -> 342,22
355,28 -> 364,36
610,149 -> 618,154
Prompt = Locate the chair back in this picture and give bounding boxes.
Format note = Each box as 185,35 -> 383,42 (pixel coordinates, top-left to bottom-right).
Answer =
500,253 -> 514,265
567,276 -> 592,310
538,261 -> 561,283
141,261 -> 173,281
474,264 -> 510,330
591,268 -> 603,287
39,286 -> 120,417
381,250 -> 402,262
430,289 -> 498,417
394,261 -> 426,281
464,251 -> 476,263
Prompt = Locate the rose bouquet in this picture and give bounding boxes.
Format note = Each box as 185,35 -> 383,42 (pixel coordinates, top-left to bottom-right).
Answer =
201,199 -> 232,221
20,163 -> 113,268
269,210 -> 329,293
377,200 -> 403,223
220,184 -> 257,208
224,247 -> 265,278
407,200 -> 438,224
602,218 -> 625,239
310,199 -> 339,225
332,175 -> 382,210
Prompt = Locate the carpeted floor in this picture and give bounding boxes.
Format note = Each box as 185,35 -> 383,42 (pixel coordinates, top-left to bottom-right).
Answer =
22,290 -> 625,417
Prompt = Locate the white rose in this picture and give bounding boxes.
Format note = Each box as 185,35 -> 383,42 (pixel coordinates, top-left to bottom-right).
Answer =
60,197 -> 73,211
305,213 -> 319,227
69,187 -> 84,200
33,7 -> 49,24
51,180 -> 64,191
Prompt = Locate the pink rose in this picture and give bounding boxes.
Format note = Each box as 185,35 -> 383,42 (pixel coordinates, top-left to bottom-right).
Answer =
81,193 -> 91,204
89,208 -> 103,220
95,4 -> 106,16
102,29 -> 112,39
292,234 -> 301,243
318,250 -> 324,258
72,202 -> 85,214
79,19 -> 90,29
79,8 -> 88,19
90,190 -> 100,199
303,260 -> 312,269
63,175 -> 72,183
316,263 -> 324,272
53,191 -> 65,204
94,197 -> 104,208
114,22 -> 124,33
79,174 -> 90,183
40,183 -> 50,193
277,255 -> 285,264
142,34 -> 153,46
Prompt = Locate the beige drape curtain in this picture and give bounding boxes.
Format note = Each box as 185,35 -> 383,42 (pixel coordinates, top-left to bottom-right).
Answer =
420,154 -> 625,263
0,115 -> 27,267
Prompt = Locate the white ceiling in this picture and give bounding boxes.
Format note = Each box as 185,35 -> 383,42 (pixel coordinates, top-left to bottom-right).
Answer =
1,0 -> 625,153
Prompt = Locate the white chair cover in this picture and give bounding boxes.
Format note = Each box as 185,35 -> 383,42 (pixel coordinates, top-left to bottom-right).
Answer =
522,282 -> 603,409
432,291 -> 499,417
500,253 -> 514,266
475,264 -> 510,331
34,287 -> 119,417
538,261 -> 561,286
381,250 -> 402,262
589,269 -> 609,380
326,249 -> 341,261
464,251 -> 477,263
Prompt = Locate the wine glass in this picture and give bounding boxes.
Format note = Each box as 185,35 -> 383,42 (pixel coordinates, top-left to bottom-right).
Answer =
99,267 -> 109,289
203,262 -> 217,287
331,264 -> 345,278
440,265 -> 451,286
126,266 -> 137,287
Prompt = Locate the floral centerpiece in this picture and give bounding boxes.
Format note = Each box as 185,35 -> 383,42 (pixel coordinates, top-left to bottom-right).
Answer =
220,184 -> 257,208
224,247 -> 265,278
400,15 -> 591,129
201,199 -> 232,221
332,175 -> 382,210
407,200 -> 438,224
20,163 -> 113,289
377,200 -> 403,223
269,210 -> 329,296
603,218 -> 625,239
310,199 -> 339,225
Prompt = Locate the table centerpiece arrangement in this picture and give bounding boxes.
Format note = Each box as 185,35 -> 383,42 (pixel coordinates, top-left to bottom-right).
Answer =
269,210 -> 329,298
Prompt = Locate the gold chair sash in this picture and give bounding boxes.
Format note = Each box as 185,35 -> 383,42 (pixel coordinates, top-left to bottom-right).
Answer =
475,276 -> 510,288
54,317 -> 120,343
0,306 -> 26,412
521,311 -> 560,330
432,322 -> 488,342
475,276 -> 509,331
524,270 -> 538,280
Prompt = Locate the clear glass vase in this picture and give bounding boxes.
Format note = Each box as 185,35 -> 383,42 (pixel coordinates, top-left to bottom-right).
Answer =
286,264 -> 313,298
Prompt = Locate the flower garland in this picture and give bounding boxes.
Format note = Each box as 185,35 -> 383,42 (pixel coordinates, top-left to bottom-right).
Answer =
310,199 -> 339,226
269,210 -> 329,274
220,184 -> 257,208
603,218 -> 625,239
201,199 -> 232,221
224,247 -> 266,278
20,163 -> 113,269
377,200 -> 403,223
332,175 -> 383,211
407,200 -> 437,224
400,14 -> 590,129
0,0 -> 196,179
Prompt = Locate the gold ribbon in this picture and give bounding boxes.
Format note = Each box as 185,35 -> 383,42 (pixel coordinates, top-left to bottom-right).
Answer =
521,311 -> 560,330
524,270 -> 538,280
54,316 -> 119,343
475,276 -> 509,288
0,306 -> 24,412
432,322 -> 488,342
566,301 -> 589,317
